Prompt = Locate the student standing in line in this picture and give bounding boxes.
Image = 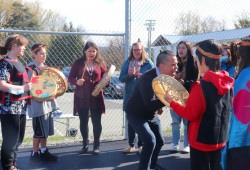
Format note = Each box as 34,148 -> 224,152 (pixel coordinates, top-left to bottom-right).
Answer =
0,34 -> 32,170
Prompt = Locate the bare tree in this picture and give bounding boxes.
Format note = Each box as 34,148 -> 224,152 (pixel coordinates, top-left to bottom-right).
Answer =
25,0 -> 67,31
102,37 -> 124,69
234,11 -> 250,29
174,11 -> 201,35
201,17 -> 226,33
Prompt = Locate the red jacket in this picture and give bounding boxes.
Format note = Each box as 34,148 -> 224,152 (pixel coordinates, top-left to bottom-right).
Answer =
170,70 -> 234,151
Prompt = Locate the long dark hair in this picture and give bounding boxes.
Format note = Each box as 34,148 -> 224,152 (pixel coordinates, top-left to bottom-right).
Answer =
176,40 -> 197,80
236,39 -> 250,78
82,41 -> 106,69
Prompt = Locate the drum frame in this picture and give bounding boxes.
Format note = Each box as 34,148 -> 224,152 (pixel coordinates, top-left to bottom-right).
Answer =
40,67 -> 68,97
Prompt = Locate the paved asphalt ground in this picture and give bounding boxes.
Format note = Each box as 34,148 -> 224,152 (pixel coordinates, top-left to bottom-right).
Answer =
11,140 -> 190,170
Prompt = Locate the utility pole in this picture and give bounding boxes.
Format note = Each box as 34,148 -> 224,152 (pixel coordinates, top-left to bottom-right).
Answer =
145,20 -> 156,60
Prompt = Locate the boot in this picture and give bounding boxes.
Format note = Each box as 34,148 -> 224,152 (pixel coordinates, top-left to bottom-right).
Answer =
79,140 -> 89,154
93,141 -> 100,154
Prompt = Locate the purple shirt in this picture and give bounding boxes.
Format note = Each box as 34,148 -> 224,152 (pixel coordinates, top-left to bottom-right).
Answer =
68,57 -> 107,116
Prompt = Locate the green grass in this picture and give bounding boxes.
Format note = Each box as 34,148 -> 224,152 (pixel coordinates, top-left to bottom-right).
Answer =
23,136 -> 66,143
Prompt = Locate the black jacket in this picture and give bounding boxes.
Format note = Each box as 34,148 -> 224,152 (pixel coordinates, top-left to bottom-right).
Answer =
125,69 -> 165,119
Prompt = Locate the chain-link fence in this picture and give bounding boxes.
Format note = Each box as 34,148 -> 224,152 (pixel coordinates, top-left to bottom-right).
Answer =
130,0 -> 250,62
1,0 -> 249,146
0,29 -> 172,146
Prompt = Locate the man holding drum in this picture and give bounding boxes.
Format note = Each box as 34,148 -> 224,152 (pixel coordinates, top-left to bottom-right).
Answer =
125,50 -> 178,170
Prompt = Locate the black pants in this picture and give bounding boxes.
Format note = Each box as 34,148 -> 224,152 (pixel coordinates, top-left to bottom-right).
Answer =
190,146 -> 222,170
78,108 -> 102,145
1,114 -> 26,170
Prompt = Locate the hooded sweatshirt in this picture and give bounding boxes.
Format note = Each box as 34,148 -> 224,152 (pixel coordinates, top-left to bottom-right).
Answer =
170,70 -> 234,151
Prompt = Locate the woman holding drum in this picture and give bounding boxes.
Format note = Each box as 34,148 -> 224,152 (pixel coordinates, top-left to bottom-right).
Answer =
68,41 -> 107,154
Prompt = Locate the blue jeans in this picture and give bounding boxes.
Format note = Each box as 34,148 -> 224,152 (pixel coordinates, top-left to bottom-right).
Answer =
128,123 -> 143,147
125,111 -> 143,147
127,113 -> 164,170
170,110 -> 189,147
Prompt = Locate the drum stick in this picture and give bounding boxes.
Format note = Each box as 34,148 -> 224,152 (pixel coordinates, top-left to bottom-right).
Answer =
81,63 -> 87,79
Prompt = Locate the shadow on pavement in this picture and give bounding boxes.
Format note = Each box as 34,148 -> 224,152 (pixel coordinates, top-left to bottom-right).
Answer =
4,140 -> 190,170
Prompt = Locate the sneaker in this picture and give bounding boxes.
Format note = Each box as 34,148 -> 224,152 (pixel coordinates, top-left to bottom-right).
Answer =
30,151 -> 40,161
79,146 -> 89,154
39,148 -> 58,161
151,163 -> 165,170
169,144 -> 179,153
181,146 -> 190,153
122,146 -> 136,153
138,146 -> 143,154
93,146 -> 100,154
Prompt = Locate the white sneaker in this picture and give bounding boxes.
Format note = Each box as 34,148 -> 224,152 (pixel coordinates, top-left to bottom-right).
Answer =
181,146 -> 190,153
170,144 -> 179,152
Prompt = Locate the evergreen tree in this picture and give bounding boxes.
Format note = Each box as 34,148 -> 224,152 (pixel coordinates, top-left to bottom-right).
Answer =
3,2 -> 39,29
47,23 -> 84,68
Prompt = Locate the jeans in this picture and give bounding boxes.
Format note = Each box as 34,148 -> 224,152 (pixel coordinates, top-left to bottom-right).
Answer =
127,113 -> 164,170
125,111 -> 143,147
1,114 -> 26,170
128,120 -> 143,147
170,110 -> 189,147
78,108 -> 102,145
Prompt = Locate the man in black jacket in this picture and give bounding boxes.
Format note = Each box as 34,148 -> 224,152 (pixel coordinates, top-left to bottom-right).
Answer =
125,50 -> 178,170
